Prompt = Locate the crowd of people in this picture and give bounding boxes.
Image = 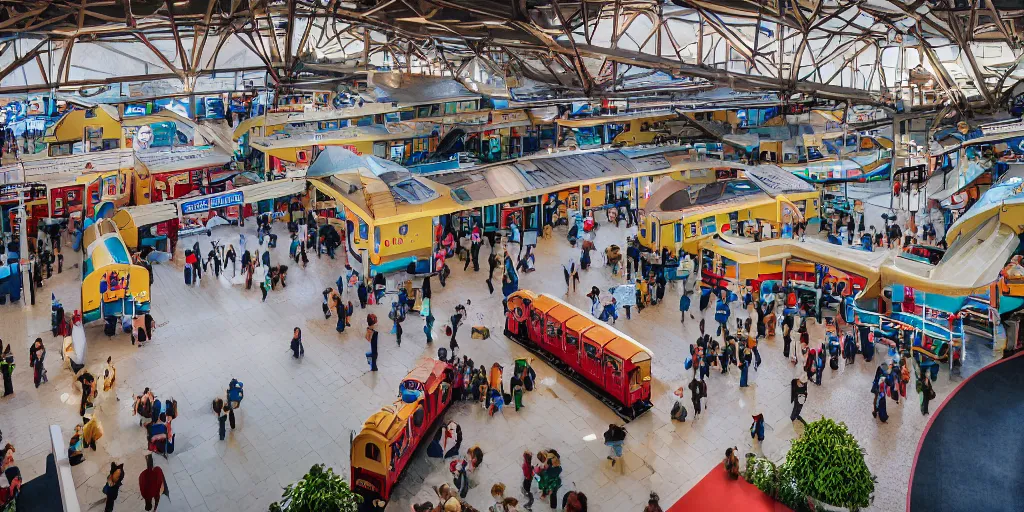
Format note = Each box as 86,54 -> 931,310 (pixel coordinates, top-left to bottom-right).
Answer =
0,193 -> 959,512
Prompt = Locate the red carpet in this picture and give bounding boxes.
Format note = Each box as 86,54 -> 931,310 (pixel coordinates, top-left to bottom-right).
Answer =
668,463 -> 790,512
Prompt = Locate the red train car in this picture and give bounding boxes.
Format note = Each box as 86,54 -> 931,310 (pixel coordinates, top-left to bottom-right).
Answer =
350,359 -> 454,509
505,290 -> 653,420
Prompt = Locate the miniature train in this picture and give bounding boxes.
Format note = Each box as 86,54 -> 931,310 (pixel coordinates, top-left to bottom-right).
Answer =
350,359 -> 454,509
504,290 -> 653,420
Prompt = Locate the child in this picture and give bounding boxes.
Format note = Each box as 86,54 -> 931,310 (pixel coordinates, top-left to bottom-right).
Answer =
487,388 -> 504,416
521,451 -> 534,506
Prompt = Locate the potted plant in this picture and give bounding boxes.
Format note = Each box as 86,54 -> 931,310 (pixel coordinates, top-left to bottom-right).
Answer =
745,418 -> 875,511
269,464 -> 362,512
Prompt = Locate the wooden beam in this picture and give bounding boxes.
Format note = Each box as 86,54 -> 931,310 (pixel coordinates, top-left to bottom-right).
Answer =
0,39 -> 48,83
133,32 -> 185,79
34,54 -> 48,84
163,0 -> 191,74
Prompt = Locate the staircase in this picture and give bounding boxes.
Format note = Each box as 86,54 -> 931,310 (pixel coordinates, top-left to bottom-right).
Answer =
677,113 -> 728,140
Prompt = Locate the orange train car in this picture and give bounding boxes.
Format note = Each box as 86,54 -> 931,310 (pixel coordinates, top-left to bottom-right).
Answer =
505,290 -> 653,420
350,359 -> 454,509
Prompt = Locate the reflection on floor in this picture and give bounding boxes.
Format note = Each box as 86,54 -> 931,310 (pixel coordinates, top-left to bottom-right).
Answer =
0,220 -> 998,512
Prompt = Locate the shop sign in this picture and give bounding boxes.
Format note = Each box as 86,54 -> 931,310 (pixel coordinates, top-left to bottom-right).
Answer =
0,184 -> 18,200
443,112 -> 489,125
180,190 -> 244,215
124,104 -> 149,117
491,110 -> 528,124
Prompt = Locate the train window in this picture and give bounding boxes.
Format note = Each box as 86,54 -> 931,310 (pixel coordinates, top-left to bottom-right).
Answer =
441,382 -> 451,403
584,343 -> 599,360
530,310 -> 542,324
365,442 -> 381,462
412,405 -> 425,428
565,333 -> 579,348
605,355 -> 621,374
546,320 -> 562,339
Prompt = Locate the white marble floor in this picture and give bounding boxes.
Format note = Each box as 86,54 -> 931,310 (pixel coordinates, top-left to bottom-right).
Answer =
0,219 -> 996,512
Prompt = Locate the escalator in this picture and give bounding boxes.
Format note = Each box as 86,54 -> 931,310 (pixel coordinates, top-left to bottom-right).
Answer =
672,109 -> 728,140
426,128 -> 465,162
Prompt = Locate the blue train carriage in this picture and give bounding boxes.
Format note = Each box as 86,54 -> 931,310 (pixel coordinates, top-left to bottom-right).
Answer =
81,218 -> 151,323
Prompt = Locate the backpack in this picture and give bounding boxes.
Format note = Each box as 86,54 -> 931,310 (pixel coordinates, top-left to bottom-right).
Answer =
670,401 -> 687,421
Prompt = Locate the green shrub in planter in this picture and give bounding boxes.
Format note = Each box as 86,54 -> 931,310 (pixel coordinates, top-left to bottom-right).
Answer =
269,464 -> 362,512
785,418 -> 875,511
744,455 -> 812,512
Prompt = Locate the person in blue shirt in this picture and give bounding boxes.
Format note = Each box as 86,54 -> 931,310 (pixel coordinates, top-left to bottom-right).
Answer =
714,292 -> 731,336
750,414 -> 765,443
679,292 -> 691,324
860,231 -> 873,251
226,378 -> 244,409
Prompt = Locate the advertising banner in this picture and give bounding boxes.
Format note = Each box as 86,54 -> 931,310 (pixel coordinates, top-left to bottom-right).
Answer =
180,190 -> 244,215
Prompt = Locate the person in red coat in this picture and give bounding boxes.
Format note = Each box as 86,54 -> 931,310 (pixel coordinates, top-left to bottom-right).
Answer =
138,454 -> 165,511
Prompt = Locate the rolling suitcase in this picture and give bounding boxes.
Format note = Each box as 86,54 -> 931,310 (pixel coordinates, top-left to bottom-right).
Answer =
184,266 -> 193,285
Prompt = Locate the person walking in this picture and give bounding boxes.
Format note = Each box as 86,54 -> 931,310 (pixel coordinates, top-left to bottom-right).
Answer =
510,372 -> 524,411
449,305 -> 465,354
790,377 -> 808,426
1,343 -> 14,397
688,376 -> 706,420
679,291 -> 691,324
138,454 -> 165,511
322,288 -> 333,319
424,311 -> 435,344
738,347 -> 751,388
260,270 -> 270,302
917,373 -> 936,415
750,414 -> 765,444
357,280 -> 368,309
103,461 -> 125,512
521,451 -> 534,508
29,338 -> 46,388
289,328 -> 304,359
603,424 -> 627,469
487,252 -> 500,294
217,403 -> 233,440
225,244 -> 237,277
366,314 -> 379,372
334,296 -> 347,333
562,258 -> 579,295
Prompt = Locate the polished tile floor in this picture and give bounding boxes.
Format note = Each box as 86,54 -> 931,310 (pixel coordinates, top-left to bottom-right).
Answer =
0,220 -> 996,512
